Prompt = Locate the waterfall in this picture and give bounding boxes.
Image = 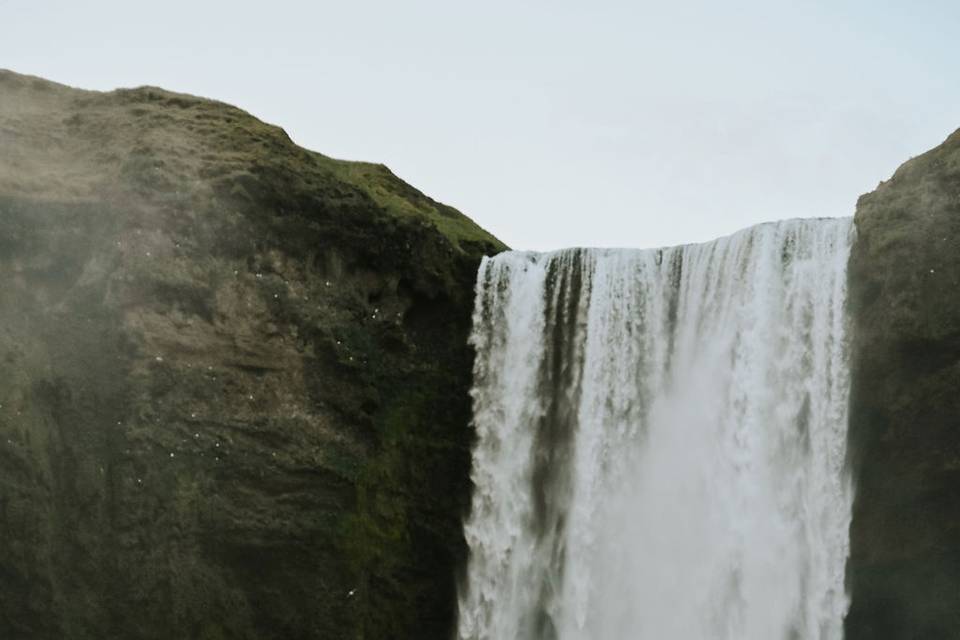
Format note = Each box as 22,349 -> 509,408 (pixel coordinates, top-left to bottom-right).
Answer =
458,218 -> 854,640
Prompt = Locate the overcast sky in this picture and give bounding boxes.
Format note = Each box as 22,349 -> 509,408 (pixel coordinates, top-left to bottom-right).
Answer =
3,1 -> 958,250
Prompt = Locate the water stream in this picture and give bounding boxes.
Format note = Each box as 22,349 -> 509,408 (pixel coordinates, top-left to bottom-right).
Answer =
458,218 -> 854,640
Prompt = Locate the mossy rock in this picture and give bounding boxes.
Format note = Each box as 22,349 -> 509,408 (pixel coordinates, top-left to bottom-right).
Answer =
846,127 -> 960,640
0,69 -> 504,639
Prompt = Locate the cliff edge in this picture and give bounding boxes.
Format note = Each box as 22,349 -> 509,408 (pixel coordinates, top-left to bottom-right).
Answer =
0,70 -> 503,639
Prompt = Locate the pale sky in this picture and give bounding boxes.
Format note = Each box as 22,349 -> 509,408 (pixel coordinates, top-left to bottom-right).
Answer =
3,0 -> 958,250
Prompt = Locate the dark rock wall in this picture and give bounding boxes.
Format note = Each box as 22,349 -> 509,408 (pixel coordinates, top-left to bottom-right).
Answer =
0,70 -> 503,639
846,129 -> 960,639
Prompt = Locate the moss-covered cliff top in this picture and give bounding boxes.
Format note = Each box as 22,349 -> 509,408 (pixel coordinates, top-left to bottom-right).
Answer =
0,69 -> 504,253
872,127 -> 960,189
851,127 -> 960,343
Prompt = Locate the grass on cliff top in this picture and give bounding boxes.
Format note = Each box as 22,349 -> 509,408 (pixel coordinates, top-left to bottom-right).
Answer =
0,69 -> 506,253
319,157 -> 506,252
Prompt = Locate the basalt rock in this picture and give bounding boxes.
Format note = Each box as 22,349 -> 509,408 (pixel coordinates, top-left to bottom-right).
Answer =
0,69 -> 504,640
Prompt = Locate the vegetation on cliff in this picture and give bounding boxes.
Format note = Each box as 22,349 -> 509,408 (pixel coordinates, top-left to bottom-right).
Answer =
846,128 -> 960,639
0,69 -> 503,639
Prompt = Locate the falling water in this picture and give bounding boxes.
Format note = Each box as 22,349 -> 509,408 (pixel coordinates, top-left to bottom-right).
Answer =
458,218 -> 854,640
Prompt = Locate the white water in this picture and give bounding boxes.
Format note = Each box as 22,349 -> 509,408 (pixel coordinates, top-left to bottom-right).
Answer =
458,218 -> 854,640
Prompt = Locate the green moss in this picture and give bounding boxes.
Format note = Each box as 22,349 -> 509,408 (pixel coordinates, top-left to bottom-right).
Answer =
197,623 -> 226,640
323,158 -> 506,251
339,391 -> 431,639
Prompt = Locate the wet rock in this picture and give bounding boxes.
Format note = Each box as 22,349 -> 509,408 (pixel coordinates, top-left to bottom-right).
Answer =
0,69 -> 504,640
846,128 -> 960,639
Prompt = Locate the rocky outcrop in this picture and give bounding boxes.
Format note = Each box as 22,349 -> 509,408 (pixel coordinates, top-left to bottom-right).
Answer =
0,70 -> 504,639
846,129 -> 960,639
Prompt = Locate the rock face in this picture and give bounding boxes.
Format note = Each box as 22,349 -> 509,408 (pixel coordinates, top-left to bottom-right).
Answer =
0,70 -> 504,639
846,129 -> 960,639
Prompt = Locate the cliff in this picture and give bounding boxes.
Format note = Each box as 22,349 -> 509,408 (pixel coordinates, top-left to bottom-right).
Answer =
846,129 -> 960,638
0,70 -> 504,639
